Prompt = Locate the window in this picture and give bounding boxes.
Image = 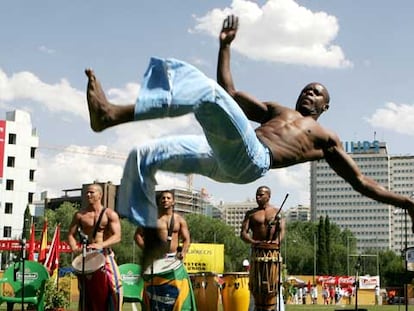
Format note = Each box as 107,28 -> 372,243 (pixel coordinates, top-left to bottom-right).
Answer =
29,169 -> 35,181
30,147 -> 36,159
5,203 -> 12,214
3,226 -> 11,238
28,192 -> 34,203
6,179 -> 14,190
8,133 -> 16,144
7,156 -> 15,167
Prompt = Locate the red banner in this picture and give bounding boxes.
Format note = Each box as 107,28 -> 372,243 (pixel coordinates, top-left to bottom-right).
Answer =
317,275 -> 355,286
0,120 -> 6,178
0,239 -> 72,253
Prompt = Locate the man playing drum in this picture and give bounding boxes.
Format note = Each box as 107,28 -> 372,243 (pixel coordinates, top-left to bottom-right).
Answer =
241,186 -> 285,311
134,189 -> 191,260
67,183 -> 123,311
134,190 -> 196,310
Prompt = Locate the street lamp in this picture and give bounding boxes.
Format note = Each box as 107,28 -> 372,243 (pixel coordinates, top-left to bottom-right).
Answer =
313,233 -> 317,284
347,236 -> 358,276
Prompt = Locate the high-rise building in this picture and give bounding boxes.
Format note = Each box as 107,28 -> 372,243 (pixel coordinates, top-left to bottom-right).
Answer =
219,200 -> 257,235
286,204 -> 310,222
311,140 -> 414,253
0,110 -> 39,239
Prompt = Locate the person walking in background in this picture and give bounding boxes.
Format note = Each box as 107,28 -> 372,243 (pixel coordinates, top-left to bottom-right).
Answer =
311,284 -> 318,304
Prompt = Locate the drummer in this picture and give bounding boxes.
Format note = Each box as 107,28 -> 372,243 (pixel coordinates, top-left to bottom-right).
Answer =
134,189 -> 191,261
240,186 -> 286,311
67,183 -> 123,311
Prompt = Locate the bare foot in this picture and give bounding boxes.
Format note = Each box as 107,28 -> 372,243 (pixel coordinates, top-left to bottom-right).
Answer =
85,69 -> 115,132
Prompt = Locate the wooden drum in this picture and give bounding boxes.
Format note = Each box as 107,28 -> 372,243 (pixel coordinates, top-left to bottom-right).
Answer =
250,243 -> 281,311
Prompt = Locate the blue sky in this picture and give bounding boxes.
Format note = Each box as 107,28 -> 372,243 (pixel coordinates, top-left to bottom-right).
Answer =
1,0 -> 414,208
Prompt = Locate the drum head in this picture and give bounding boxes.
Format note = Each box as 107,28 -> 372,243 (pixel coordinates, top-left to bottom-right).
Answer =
253,243 -> 280,250
144,257 -> 182,275
72,252 -> 105,274
223,272 -> 249,277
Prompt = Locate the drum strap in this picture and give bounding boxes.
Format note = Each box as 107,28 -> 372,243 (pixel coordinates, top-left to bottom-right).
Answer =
167,212 -> 175,249
92,207 -> 107,239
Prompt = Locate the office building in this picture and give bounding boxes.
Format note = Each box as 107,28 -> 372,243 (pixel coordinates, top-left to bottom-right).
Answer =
311,140 -> 414,253
0,110 -> 39,239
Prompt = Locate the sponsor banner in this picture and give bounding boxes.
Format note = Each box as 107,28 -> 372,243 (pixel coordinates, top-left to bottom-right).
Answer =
317,275 -> 379,289
183,243 -> 224,273
359,275 -> 380,289
0,239 -> 72,253
0,120 -> 5,178
317,275 -> 355,286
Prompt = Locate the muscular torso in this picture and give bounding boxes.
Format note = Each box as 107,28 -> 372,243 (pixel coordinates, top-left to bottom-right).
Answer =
157,213 -> 183,253
76,207 -> 110,245
247,206 -> 279,241
255,103 -> 335,168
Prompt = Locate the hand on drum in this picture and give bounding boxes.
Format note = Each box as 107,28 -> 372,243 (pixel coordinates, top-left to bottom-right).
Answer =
87,242 -> 103,250
254,240 -> 279,247
176,251 -> 184,260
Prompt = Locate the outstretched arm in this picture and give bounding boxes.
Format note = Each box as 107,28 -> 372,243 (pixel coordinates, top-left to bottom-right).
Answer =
217,15 -> 269,123
324,136 -> 414,229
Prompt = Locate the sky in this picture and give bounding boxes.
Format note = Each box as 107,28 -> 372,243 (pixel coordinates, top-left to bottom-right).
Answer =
1,0 -> 414,209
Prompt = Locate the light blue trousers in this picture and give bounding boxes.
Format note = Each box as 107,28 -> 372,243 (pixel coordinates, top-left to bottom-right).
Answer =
117,57 -> 271,227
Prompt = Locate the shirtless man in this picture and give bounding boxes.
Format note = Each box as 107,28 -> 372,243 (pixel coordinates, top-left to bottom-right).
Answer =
67,183 -> 123,311
134,190 -> 191,261
84,15 -> 414,267
241,186 -> 285,311
240,186 -> 285,246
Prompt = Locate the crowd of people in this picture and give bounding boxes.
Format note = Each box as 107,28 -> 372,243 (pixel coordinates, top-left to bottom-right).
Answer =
284,283 -> 356,305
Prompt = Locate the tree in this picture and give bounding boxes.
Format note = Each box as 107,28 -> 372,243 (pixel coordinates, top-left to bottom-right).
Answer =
325,216 -> 332,274
112,219 -> 140,264
317,216 -> 328,274
43,202 -> 79,267
23,205 -> 32,240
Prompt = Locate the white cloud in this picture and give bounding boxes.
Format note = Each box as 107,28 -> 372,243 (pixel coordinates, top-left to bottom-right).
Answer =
366,102 -> 414,136
192,0 -> 352,68
36,144 -> 189,198
38,45 -> 56,54
0,68 -> 86,118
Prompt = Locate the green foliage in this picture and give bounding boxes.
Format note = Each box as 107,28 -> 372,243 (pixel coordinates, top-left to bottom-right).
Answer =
112,218 -> 141,264
23,206 -> 32,240
44,278 -> 70,310
41,202 -> 79,267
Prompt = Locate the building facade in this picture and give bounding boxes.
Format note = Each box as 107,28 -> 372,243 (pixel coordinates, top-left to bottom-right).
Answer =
285,204 -> 311,222
0,110 -> 38,239
311,140 -> 414,253
219,200 -> 257,235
